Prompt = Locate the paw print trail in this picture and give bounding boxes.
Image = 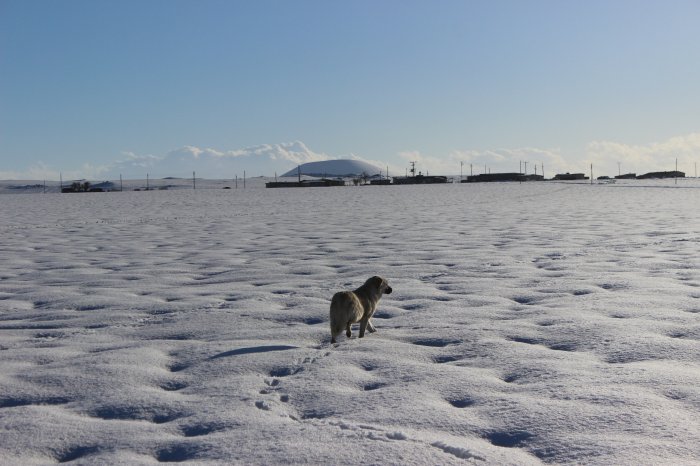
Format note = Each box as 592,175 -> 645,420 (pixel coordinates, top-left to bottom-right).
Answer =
253,347 -> 333,420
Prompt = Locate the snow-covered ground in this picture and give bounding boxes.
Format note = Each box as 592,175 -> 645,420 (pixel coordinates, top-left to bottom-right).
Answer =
0,180 -> 699,465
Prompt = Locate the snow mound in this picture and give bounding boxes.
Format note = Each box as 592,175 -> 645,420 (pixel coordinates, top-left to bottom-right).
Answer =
281,159 -> 382,177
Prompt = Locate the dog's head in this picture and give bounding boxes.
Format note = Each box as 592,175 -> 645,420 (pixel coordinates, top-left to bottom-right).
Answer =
368,276 -> 392,295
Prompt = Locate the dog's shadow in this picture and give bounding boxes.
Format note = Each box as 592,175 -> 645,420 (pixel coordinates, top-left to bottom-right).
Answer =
209,345 -> 298,360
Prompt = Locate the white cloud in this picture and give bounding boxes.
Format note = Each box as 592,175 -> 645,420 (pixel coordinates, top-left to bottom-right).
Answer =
586,133 -> 700,176
221,141 -> 329,165
109,141 -> 331,178
345,153 -> 395,176
398,147 -> 569,177
6,134 -> 699,181
119,151 -> 161,169
454,147 -> 570,176
0,162 -> 110,182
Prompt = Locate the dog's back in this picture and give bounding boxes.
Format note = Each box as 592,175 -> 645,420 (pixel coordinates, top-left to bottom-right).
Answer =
330,291 -> 363,322
330,276 -> 392,344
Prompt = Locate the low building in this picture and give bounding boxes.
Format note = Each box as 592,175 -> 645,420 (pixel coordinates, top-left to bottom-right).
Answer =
392,174 -> 449,184
462,173 -> 544,183
369,179 -> 391,185
636,171 -> 685,179
265,178 -> 345,188
553,173 -> 588,180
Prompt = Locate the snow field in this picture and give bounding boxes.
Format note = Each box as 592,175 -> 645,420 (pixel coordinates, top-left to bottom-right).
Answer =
0,181 -> 699,464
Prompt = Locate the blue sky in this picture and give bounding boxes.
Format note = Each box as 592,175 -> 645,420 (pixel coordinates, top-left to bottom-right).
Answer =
1,0 -> 699,179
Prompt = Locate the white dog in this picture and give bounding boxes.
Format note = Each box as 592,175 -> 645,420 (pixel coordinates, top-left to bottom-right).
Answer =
330,276 -> 392,344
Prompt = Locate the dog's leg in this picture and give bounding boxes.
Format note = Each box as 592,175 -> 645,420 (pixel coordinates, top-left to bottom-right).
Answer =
330,319 -> 344,344
331,327 -> 341,344
359,318 -> 368,338
346,322 -> 352,338
367,320 -> 377,333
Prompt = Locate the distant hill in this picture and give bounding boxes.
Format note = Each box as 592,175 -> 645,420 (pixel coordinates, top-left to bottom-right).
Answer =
281,159 -> 382,177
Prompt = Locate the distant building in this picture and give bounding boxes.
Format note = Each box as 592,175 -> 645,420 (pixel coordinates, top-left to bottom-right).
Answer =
636,171 -> 685,179
392,174 -> 449,184
265,178 -> 345,188
462,173 -> 544,183
392,161 -> 449,184
553,173 -> 588,180
369,178 -> 391,185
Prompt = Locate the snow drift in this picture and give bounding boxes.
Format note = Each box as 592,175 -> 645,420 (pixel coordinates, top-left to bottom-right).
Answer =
0,179 -> 699,464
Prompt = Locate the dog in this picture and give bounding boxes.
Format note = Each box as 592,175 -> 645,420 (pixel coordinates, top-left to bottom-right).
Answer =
330,276 -> 392,344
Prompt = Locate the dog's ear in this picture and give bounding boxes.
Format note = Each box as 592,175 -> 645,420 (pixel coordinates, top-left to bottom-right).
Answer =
368,276 -> 383,289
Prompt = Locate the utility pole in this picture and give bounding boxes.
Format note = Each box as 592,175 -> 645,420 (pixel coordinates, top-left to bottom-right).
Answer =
193,171 -> 196,190
618,162 -> 621,177
460,161 -> 463,180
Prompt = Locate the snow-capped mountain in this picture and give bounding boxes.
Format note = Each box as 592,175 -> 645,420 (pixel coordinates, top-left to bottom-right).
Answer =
280,159 -> 382,178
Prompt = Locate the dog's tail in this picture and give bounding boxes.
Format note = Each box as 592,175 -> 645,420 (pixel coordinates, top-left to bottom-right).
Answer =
329,293 -> 346,343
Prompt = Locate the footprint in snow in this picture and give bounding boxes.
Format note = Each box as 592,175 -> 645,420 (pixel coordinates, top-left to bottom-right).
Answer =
254,349 -> 332,415
331,420 -> 409,441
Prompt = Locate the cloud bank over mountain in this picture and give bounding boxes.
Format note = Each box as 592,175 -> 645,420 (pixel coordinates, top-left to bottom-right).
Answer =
586,133 -> 700,176
111,141 -> 330,179
3,133 -> 699,181
400,132 -> 700,178
403,147 -> 567,178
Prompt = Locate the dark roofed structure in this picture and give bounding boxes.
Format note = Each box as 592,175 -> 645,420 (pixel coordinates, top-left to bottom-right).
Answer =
553,173 -> 588,180
636,171 -> 685,179
462,173 -> 544,183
